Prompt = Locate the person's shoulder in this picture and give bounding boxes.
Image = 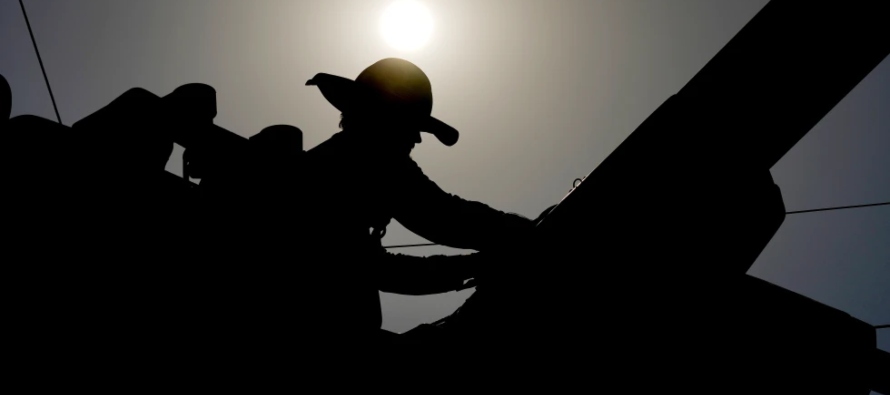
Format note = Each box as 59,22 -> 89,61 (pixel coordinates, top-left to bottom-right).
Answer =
390,156 -> 442,192
393,155 -> 427,177
304,131 -> 354,161
305,131 -> 347,152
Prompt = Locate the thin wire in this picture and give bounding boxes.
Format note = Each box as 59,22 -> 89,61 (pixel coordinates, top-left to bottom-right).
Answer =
786,200 -> 889,215
383,199 -> 890,249
12,2 -> 889,251
877,324 -> 890,329
19,0 -> 62,125
14,0 -> 888,248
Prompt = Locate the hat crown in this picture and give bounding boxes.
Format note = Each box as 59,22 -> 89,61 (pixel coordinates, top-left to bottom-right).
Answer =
353,58 -> 433,116
306,58 -> 459,146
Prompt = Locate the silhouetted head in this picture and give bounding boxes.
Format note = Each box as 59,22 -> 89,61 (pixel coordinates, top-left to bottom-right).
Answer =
250,124 -> 303,156
307,58 -> 458,156
1,74 -> 11,122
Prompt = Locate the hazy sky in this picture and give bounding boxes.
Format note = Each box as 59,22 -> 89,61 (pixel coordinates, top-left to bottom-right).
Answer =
2,0 -> 887,362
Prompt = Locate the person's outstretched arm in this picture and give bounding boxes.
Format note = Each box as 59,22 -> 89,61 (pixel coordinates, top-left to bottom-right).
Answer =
376,251 -> 480,295
391,158 -> 534,252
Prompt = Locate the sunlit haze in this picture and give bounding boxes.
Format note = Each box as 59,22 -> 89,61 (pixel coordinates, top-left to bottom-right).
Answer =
380,0 -> 433,51
1,2 -> 886,358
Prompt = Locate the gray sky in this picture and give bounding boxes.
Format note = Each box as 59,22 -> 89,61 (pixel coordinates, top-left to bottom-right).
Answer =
2,0 -> 887,362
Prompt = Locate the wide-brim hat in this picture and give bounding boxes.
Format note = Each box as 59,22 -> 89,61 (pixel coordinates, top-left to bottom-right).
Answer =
306,58 -> 458,146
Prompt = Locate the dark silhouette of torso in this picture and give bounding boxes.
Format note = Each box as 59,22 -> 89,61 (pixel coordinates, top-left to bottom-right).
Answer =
297,129 -> 532,341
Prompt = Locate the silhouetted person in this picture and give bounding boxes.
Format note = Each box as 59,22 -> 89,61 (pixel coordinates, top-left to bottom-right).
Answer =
299,58 -> 535,353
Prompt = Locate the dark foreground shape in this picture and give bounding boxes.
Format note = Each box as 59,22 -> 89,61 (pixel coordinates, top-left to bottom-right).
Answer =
424,0 -> 890,393
2,81 -> 310,380
2,0 -> 888,392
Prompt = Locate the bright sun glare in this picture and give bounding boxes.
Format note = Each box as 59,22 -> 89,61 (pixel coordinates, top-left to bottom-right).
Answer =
380,0 -> 433,51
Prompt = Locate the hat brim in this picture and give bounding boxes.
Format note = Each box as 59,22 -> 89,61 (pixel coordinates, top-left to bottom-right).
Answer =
306,73 -> 459,147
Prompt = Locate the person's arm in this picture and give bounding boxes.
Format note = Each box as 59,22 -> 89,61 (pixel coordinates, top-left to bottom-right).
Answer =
376,251 -> 480,295
391,159 -> 534,252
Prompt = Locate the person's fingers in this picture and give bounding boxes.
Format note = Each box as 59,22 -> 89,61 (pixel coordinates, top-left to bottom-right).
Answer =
456,278 -> 477,291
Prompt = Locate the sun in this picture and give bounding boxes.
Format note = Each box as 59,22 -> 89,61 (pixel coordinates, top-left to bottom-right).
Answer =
380,1 -> 434,51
